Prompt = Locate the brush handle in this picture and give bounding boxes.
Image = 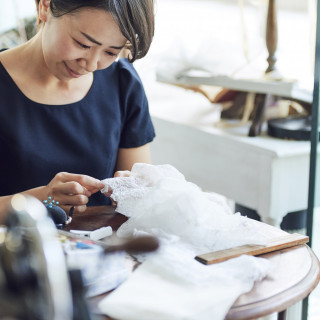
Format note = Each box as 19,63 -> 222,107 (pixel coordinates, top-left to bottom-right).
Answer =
104,236 -> 159,255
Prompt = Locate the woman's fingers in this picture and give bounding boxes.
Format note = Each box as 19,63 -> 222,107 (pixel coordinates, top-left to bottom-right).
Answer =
51,182 -> 87,204
103,186 -> 113,198
60,204 -> 87,215
62,193 -> 89,206
114,170 -> 131,178
56,172 -> 105,191
55,180 -> 91,196
70,204 -> 87,214
47,172 -> 105,208
48,171 -> 134,211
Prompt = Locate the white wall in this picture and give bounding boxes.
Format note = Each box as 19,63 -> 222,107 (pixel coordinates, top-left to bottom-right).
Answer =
212,0 -> 311,11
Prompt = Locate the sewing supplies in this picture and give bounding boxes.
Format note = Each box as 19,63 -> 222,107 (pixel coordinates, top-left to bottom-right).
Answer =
69,205 -> 75,218
43,195 -> 59,207
43,201 -> 74,229
70,226 -> 113,241
45,204 -> 68,227
45,204 -> 73,228
58,233 -> 129,297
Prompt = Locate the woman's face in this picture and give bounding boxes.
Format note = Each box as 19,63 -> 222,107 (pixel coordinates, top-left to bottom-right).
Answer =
41,7 -> 127,81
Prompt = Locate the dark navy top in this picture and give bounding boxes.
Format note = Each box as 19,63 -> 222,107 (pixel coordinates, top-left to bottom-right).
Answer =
0,57 -> 155,205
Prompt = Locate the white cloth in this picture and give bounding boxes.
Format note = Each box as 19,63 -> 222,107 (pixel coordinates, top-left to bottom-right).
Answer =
99,163 -> 270,319
99,245 -> 270,320
101,163 -> 266,253
101,163 -> 185,217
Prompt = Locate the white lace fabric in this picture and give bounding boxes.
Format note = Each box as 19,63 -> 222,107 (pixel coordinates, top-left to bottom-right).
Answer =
101,163 -> 266,253
101,163 -> 186,217
99,163 -> 270,320
101,176 -> 148,216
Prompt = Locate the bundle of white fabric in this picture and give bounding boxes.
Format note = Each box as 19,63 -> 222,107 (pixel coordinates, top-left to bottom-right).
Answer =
99,163 -> 270,320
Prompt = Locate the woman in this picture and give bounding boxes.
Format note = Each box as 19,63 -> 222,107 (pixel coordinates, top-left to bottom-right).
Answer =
0,0 -> 155,214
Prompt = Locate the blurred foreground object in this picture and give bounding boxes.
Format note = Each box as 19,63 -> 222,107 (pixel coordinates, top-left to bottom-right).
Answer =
0,194 -> 73,320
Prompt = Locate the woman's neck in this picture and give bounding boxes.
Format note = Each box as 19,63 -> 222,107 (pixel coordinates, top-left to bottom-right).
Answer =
0,35 -> 93,105
0,33 -> 94,105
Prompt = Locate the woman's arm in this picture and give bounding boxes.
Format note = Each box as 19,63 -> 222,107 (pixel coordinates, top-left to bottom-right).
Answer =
115,143 -> 152,172
0,186 -> 49,218
0,186 -> 49,217
0,173 -> 105,215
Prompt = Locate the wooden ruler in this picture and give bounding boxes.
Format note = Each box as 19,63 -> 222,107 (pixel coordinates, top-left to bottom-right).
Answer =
195,233 -> 309,265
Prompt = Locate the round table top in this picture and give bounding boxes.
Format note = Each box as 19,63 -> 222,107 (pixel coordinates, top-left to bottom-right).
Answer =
225,218 -> 320,319
227,245 -> 320,319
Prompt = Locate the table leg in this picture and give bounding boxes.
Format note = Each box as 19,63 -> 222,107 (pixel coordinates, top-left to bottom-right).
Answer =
248,94 -> 269,137
278,309 -> 287,320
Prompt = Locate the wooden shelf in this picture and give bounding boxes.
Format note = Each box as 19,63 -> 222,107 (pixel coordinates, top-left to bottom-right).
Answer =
156,71 -> 313,104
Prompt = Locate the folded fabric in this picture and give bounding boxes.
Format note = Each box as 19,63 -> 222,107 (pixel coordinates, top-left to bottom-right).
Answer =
99,245 -> 270,320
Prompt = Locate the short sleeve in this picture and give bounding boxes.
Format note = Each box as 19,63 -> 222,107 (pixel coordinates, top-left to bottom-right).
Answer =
118,59 -> 155,148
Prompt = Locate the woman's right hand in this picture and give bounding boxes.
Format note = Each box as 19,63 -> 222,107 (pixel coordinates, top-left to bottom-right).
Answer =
44,172 -> 105,213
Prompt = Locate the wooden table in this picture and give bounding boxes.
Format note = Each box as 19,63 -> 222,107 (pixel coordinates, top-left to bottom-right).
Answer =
228,244 -> 319,320
65,206 -> 320,320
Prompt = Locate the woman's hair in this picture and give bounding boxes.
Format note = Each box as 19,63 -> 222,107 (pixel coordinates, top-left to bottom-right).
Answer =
34,0 -> 154,62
